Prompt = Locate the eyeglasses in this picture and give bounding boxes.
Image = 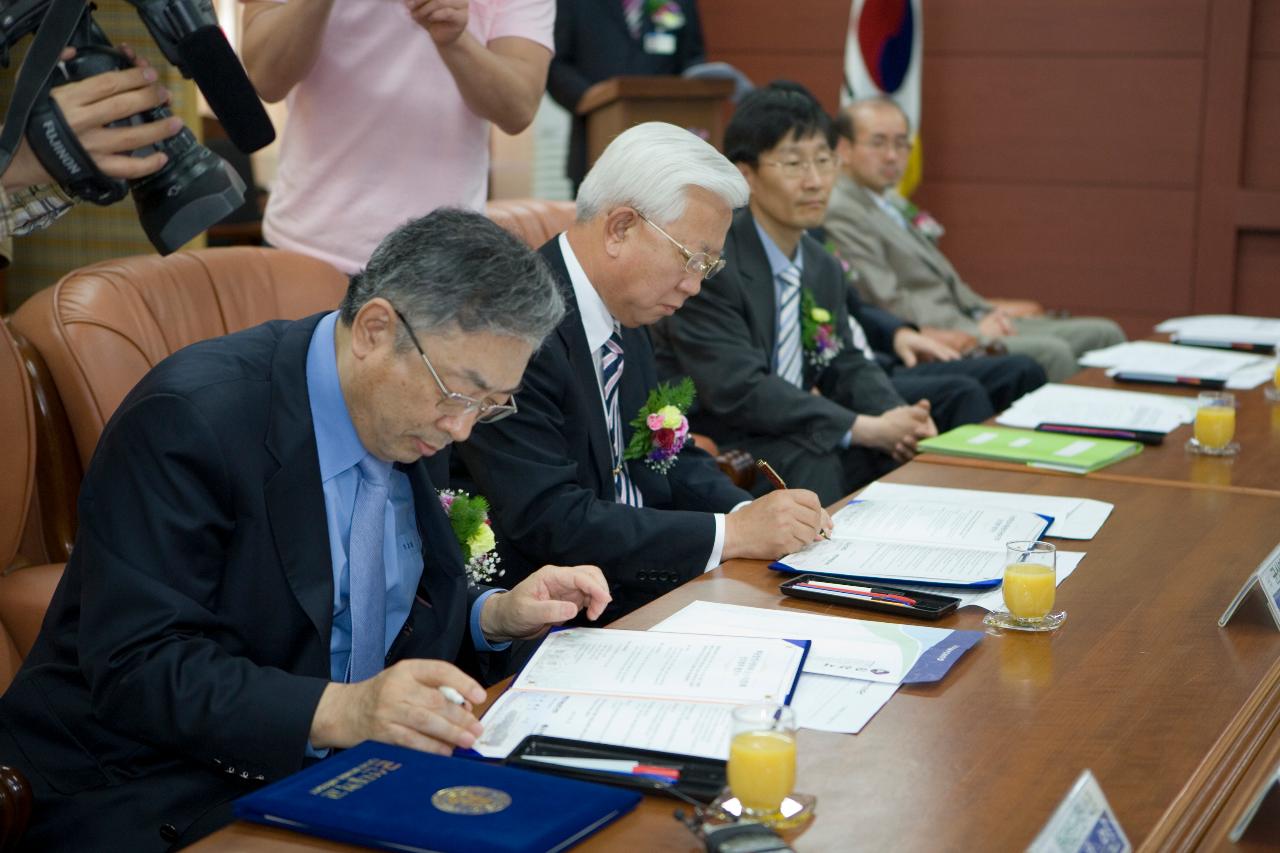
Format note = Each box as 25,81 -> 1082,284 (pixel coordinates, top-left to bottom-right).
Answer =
392,308 -> 518,423
760,153 -> 839,179
857,135 -> 913,154
637,211 -> 728,280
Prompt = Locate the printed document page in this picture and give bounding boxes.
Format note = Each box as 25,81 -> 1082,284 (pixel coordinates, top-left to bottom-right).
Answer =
650,601 -> 959,684
830,500 -> 1048,548
1080,341 -> 1268,388
996,383 -> 1195,433
1156,314 -> 1280,344
475,691 -> 735,759
779,536 -> 1007,584
512,628 -> 804,705
856,482 -> 1112,540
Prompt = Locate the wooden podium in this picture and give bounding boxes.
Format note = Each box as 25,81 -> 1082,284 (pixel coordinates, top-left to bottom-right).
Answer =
576,76 -> 735,171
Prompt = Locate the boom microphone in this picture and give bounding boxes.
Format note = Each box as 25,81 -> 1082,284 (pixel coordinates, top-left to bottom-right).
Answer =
175,25 -> 275,153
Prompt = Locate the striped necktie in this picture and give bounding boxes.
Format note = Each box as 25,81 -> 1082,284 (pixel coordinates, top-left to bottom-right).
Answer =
600,326 -> 644,507
622,0 -> 643,37
775,264 -> 804,387
347,454 -> 391,683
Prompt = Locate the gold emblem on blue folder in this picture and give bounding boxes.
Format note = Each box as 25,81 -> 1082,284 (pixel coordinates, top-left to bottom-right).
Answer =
431,786 -> 512,815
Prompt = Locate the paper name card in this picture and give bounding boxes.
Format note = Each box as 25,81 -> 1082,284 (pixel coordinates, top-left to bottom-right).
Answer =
1027,770 -> 1130,853
1218,541 -> 1280,631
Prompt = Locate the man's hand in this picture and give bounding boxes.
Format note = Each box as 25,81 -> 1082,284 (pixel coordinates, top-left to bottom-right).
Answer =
723,489 -> 832,561
988,298 -> 1044,319
2,47 -> 180,191
405,0 -> 469,46
309,659 -> 488,754
892,327 -> 961,367
479,565 -> 611,642
850,400 -> 937,463
921,327 -> 977,353
977,308 -> 1016,339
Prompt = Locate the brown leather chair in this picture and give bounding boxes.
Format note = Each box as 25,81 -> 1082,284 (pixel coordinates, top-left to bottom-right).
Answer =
9,249 -> 349,559
11,248 -> 349,471
0,318 -> 66,689
484,199 -> 576,249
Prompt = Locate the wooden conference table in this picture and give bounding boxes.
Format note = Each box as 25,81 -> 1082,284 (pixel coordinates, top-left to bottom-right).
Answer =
192,462 -> 1280,852
920,367 -> 1280,498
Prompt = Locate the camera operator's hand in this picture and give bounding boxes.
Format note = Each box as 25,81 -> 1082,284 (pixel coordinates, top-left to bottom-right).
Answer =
406,0 -> 470,46
2,47 -> 181,192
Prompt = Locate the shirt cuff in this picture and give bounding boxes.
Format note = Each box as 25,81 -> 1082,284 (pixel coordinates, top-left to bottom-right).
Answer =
704,503 -> 752,573
470,588 -> 512,652
305,741 -> 331,759
840,428 -> 854,449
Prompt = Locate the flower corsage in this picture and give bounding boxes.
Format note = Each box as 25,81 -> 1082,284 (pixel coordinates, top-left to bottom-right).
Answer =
646,0 -> 685,30
800,288 -> 841,368
438,489 -> 503,586
623,377 -> 695,474
887,191 -> 945,242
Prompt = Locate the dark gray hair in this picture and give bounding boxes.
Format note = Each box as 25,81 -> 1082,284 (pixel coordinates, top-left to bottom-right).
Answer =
339,208 -> 564,348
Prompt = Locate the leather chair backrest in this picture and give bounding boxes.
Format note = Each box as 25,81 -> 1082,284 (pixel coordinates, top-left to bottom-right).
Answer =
0,323 -> 35,573
485,199 -> 576,249
10,247 -> 349,468
0,620 -> 20,697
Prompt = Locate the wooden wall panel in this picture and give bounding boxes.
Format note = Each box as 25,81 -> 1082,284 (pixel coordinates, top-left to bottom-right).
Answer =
700,0 -> 848,54
1235,232 -> 1280,315
1254,0 -> 1280,53
1243,61 -> 1280,192
701,0 -> 848,113
927,0 -> 1208,56
914,183 -> 1196,335
710,53 -> 845,113
923,57 -> 1203,186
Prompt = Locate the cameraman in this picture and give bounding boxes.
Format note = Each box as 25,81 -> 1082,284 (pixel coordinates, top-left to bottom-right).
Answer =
0,46 -> 182,244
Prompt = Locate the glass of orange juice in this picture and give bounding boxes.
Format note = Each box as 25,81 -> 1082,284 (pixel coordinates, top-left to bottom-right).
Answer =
984,540 -> 1066,632
727,704 -> 797,821
1187,391 -> 1239,456
1266,362 -> 1280,403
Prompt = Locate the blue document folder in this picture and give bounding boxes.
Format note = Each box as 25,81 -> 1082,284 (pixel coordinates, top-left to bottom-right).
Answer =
234,740 -> 641,853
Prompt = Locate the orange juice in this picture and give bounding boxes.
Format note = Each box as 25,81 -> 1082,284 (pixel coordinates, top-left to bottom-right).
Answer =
1003,563 -> 1055,620
1194,405 -> 1235,449
728,730 -> 796,814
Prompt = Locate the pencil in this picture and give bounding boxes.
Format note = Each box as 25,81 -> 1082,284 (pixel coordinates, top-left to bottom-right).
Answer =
756,459 -> 831,539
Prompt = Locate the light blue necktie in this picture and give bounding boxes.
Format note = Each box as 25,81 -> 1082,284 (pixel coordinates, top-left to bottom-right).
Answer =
775,264 -> 803,387
600,326 -> 643,507
347,454 -> 391,682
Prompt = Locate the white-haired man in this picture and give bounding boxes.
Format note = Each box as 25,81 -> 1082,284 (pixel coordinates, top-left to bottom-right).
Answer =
455,122 -> 831,617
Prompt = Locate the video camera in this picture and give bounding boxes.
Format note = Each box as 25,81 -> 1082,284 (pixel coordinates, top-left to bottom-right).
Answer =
0,0 -> 275,252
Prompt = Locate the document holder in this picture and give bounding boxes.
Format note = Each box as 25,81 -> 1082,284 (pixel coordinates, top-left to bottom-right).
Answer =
780,574 -> 960,620
505,735 -> 727,803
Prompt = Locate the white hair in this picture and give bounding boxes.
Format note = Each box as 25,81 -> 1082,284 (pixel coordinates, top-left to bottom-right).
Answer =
576,122 -> 749,225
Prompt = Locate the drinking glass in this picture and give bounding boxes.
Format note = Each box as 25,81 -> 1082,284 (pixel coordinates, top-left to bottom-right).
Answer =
1266,362 -> 1280,403
1187,391 -> 1239,456
984,540 -> 1066,632
727,704 -> 796,820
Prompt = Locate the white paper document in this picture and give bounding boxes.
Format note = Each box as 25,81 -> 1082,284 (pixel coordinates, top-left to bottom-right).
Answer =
473,628 -> 807,760
789,674 -> 898,734
777,500 -> 1049,585
1079,341 -> 1269,388
895,551 -> 1084,611
1156,314 -> 1280,346
651,600 -> 953,684
855,482 -> 1112,540
996,383 -> 1196,434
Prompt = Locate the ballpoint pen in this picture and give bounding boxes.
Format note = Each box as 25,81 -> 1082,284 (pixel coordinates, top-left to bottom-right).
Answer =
756,459 -> 832,539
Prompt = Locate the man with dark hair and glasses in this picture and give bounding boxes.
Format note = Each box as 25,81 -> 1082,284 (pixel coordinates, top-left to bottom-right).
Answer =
0,209 -> 610,851
825,97 -> 1124,382
456,123 -> 831,619
654,81 -> 1011,504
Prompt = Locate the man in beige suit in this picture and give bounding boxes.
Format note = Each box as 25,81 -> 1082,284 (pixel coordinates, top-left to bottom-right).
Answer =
824,98 -> 1124,382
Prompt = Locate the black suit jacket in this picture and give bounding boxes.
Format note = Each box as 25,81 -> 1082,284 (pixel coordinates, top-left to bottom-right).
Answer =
455,238 -> 750,617
547,0 -> 705,185
652,208 -> 904,455
0,314 -> 488,852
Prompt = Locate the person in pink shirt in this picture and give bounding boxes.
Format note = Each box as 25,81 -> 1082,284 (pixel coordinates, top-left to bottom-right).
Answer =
241,0 -> 553,274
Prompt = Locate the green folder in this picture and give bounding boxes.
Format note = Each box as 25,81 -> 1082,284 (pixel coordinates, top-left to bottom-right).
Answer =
919,424 -> 1142,474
